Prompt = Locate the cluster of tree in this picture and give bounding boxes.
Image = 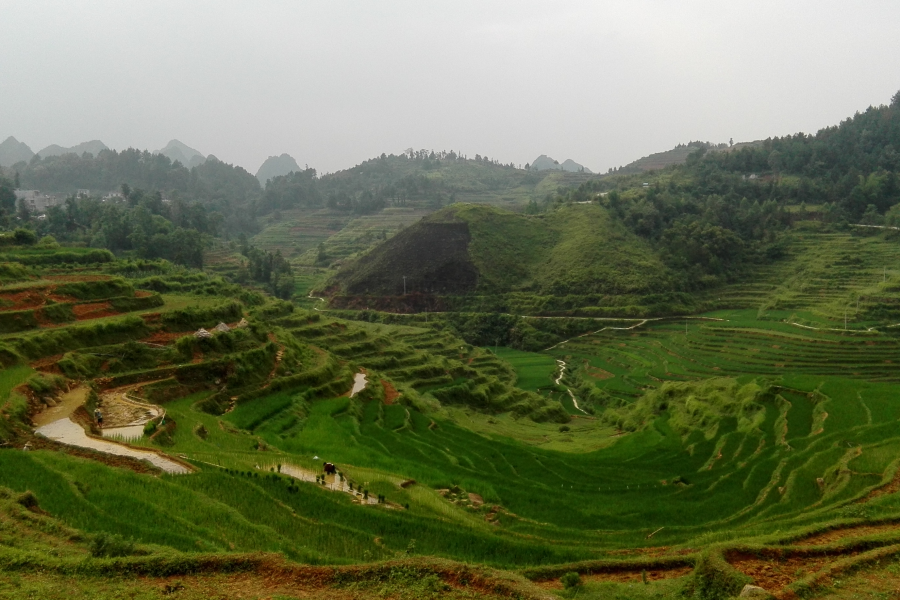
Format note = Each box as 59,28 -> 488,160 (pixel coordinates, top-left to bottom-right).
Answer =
3,149 -> 261,235
0,175 -> 15,227
14,188 -> 211,268
235,238 -> 294,299
256,151 -> 530,217
696,90 -> 900,220
539,91 -> 900,286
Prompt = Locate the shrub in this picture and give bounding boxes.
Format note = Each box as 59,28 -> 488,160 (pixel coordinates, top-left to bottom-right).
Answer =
13,228 -> 37,246
55,278 -> 133,300
89,532 -> 136,558
560,572 -> 582,589
5,249 -> 114,265
26,373 -> 64,397
37,235 -> 59,248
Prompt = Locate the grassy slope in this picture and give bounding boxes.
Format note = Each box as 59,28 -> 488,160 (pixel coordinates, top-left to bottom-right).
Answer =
207,158 -> 598,279
14,232 -> 900,596
331,203 -> 672,297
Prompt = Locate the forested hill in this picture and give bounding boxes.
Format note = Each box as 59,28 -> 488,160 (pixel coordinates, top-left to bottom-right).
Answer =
327,91 -> 900,313
256,149 -> 596,216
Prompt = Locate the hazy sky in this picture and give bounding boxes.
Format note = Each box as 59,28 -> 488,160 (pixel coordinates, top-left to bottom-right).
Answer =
2,1 -> 899,175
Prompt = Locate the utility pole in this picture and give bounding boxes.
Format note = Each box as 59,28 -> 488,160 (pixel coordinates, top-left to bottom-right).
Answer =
402,276 -> 407,295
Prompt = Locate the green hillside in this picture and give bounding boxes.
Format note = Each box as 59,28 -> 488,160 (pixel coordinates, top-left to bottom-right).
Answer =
329,203 -> 673,300
5,93 -> 900,599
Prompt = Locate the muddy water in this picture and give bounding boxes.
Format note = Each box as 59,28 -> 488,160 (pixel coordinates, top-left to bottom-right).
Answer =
101,424 -> 145,441
349,372 -> 368,397
275,464 -> 378,504
35,417 -> 190,474
32,387 -> 89,427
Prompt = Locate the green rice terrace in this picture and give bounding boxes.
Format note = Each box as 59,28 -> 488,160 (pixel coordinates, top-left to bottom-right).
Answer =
8,221 -> 900,599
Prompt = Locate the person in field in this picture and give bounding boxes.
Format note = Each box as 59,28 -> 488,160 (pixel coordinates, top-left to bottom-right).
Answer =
94,408 -> 103,427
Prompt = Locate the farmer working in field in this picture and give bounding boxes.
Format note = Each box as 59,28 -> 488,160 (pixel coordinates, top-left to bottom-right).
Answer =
94,408 -> 103,427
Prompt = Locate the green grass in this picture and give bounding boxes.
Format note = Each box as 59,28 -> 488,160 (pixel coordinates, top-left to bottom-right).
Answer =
0,365 -> 33,402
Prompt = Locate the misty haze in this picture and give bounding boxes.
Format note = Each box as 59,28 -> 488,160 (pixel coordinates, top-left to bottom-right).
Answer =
1,2 -> 900,599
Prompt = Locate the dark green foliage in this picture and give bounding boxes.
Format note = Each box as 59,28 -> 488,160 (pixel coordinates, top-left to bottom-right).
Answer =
55,278 -> 133,300
0,309 -> 39,334
89,532 -> 136,558
25,373 -> 65,397
2,249 -> 113,265
11,315 -> 149,360
107,293 -> 164,312
39,302 -> 75,324
0,262 -> 31,282
57,352 -> 104,378
13,228 -> 36,245
160,302 -> 243,331
560,571 -> 582,589
235,245 -> 294,299
690,549 -> 752,600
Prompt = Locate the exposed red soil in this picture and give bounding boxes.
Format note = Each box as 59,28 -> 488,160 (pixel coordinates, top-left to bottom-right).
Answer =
29,354 -> 65,374
0,289 -> 55,311
45,274 -> 110,282
584,363 -> 615,380
134,289 -> 153,297
141,312 -> 162,324
727,551 -> 842,595
535,566 -> 693,589
72,301 -> 119,320
382,379 -> 400,404
793,522 -> 900,546
861,468 -> 900,502
125,559 -> 546,600
140,330 -> 185,345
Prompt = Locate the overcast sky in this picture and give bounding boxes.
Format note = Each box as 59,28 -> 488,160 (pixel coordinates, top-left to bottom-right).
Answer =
2,1 -> 898,175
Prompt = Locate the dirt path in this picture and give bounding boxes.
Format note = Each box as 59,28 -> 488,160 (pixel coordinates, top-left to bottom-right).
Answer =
554,360 -> 587,415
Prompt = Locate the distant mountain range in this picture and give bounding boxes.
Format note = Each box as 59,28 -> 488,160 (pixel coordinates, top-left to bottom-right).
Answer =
155,139 -> 207,169
38,140 -> 109,159
255,153 -> 301,185
0,136 -> 34,167
529,154 -> 593,173
0,137 -> 111,167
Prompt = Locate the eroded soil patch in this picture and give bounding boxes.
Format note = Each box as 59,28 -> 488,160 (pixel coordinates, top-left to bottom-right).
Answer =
535,566 -> 693,589
382,379 -> 400,404
793,522 -> 900,547
728,551 -> 840,594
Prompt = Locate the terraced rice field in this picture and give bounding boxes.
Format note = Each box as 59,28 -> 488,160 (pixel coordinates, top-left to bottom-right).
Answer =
703,231 -> 900,323
292,208 -> 431,267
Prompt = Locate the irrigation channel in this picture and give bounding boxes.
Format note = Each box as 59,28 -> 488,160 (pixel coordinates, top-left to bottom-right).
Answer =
32,386 -> 190,474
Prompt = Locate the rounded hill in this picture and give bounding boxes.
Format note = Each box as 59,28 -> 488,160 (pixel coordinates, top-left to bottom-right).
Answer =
329,203 -> 674,298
